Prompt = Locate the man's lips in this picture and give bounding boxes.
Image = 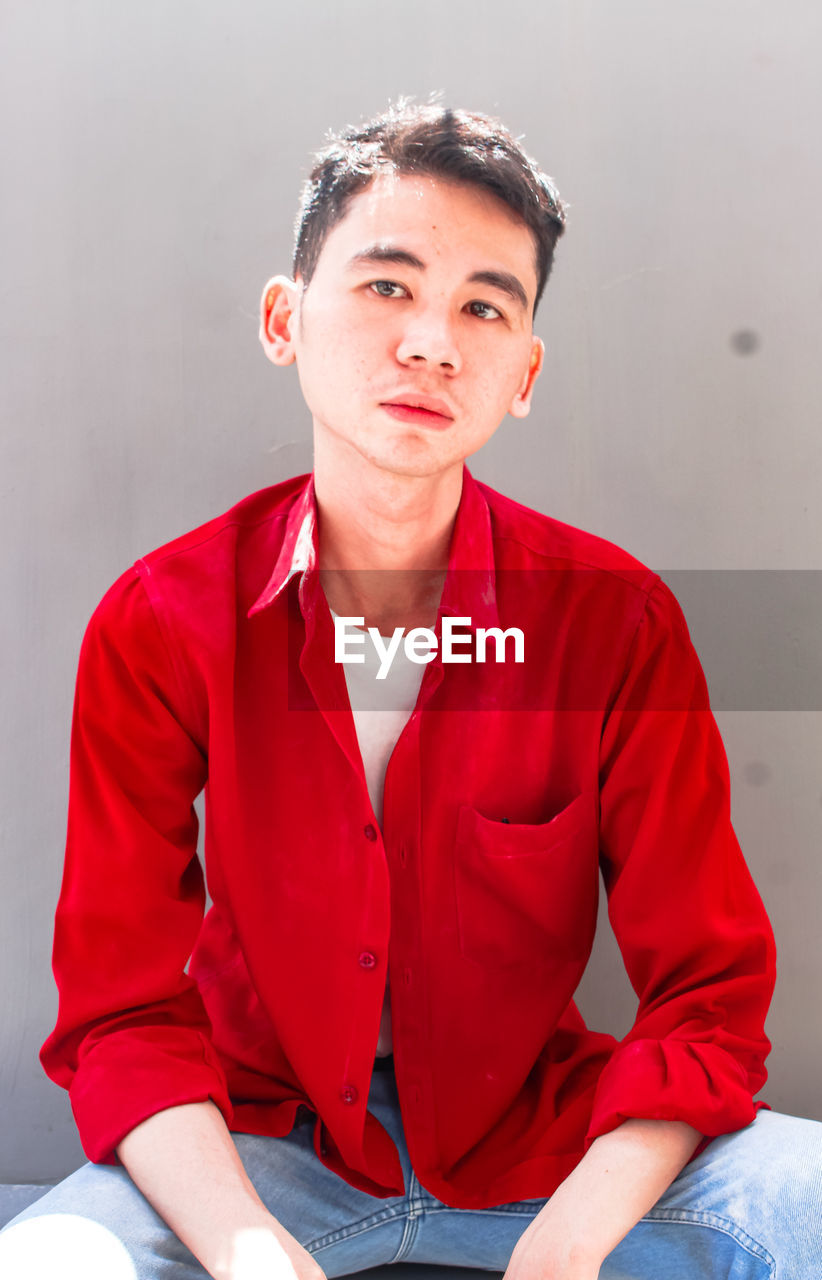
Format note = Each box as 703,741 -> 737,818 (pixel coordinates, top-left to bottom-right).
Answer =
380,396 -> 455,426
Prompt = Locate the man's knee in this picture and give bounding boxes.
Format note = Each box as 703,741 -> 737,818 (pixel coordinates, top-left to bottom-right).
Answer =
0,1212 -> 139,1280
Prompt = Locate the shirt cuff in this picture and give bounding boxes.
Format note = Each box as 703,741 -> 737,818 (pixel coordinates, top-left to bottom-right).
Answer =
64,1026 -> 234,1165
585,1037 -> 761,1148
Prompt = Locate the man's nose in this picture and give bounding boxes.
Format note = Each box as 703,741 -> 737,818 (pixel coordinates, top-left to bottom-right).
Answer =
395,307 -> 462,373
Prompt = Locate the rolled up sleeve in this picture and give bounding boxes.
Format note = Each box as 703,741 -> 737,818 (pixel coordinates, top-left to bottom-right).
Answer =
587,578 -> 776,1146
40,569 -> 233,1163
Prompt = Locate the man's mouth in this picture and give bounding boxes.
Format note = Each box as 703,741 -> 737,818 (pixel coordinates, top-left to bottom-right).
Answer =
380,396 -> 455,426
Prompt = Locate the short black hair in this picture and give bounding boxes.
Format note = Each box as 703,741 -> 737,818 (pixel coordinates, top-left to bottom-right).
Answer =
293,101 -> 567,313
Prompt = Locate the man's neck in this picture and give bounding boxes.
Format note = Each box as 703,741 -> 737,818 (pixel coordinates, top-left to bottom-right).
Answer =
313,451 -> 463,634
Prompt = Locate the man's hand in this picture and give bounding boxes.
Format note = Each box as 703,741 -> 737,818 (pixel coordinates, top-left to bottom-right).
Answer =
505,1207 -> 600,1280
214,1221 -> 326,1280
501,1117 -> 702,1280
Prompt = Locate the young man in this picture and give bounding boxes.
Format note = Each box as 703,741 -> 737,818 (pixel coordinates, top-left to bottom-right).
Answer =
1,104 -> 819,1278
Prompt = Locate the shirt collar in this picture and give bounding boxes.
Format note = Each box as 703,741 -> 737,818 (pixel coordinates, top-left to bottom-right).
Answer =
439,466 -> 500,631
248,466 -> 499,630
248,473 -> 318,617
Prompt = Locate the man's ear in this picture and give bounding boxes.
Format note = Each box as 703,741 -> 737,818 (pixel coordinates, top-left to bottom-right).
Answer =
259,275 -> 300,366
508,336 -> 544,420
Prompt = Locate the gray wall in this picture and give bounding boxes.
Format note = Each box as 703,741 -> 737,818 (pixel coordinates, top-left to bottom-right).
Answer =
1,0 -> 820,1180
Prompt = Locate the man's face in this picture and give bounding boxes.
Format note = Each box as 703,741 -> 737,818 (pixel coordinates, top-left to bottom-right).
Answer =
261,172 -> 544,482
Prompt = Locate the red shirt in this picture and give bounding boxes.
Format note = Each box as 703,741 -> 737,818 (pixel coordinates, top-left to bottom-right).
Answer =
41,468 -> 775,1207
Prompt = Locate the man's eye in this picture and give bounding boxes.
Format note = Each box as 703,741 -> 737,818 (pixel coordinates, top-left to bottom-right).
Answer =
467,300 -> 502,320
370,280 -> 406,298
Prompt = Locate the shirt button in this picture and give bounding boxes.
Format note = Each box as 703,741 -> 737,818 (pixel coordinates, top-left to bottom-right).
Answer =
358,951 -> 377,969
403,967 -> 412,986
340,1084 -> 358,1105
399,844 -> 408,866
364,824 -> 377,842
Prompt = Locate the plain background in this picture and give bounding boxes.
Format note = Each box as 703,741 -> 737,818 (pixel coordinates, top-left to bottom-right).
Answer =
1,1 -> 820,1182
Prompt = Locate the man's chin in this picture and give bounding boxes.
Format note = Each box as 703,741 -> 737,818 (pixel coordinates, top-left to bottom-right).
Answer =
365,450 -> 461,481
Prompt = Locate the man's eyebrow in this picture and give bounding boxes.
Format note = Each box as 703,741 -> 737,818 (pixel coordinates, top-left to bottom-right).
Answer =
346,248 -> 530,312
346,245 -> 426,272
467,270 -> 529,312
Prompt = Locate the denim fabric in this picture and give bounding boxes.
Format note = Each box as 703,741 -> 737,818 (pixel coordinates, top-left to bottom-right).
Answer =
1,1070 -> 819,1278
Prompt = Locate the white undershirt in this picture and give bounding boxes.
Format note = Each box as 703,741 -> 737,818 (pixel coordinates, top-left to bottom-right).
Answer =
330,611 -> 425,1057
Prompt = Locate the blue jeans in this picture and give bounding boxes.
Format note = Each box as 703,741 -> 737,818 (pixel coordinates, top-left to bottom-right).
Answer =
1,1069 -> 820,1277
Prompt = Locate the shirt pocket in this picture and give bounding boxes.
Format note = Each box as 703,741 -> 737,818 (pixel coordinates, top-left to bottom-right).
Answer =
454,792 -> 599,969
